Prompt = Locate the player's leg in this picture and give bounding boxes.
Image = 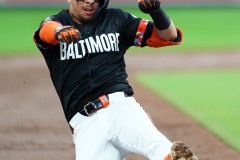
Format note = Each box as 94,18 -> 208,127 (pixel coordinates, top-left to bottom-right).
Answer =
103,95 -> 171,159
107,96 -> 197,160
70,112 -> 122,160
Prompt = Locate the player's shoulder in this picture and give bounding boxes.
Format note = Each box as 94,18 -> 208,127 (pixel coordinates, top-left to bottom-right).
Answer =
40,10 -> 69,26
106,8 -> 125,16
40,11 -> 62,25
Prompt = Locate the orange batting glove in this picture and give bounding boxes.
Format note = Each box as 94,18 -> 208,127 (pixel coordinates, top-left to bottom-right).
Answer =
55,26 -> 81,44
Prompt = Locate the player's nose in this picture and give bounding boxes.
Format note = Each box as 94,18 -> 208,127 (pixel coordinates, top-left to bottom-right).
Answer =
84,0 -> 95,4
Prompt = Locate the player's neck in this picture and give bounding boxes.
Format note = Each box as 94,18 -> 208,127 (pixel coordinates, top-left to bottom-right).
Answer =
69,11 -> 82,25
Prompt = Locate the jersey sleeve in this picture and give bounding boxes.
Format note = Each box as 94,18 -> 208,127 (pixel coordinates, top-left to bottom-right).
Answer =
145,27 -> 183,48
119,10 -> 183,48
118,11 -> 143,47
33,15 -> 61,49
135,20 -> 183,48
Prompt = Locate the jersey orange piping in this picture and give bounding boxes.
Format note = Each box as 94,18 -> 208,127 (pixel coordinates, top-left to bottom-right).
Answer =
134,19 -> 149,46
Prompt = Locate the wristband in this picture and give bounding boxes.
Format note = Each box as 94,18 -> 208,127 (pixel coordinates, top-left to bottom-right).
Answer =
149,7 -> 171,30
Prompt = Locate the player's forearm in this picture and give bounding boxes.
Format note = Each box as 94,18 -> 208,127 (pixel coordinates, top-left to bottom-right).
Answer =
148,5 -> 177,41
155,20 -> 178,41
39,21 -> 62,44
39,20 -> 81,44
138,0 -> 178,41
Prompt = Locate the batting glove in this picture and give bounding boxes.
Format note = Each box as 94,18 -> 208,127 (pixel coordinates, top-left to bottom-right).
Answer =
55,26 -> 81,44
138,0 -> 161,14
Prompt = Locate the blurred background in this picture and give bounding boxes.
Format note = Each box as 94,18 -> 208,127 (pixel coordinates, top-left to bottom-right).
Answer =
0,0 -> 240,54
0,0 -> 240,160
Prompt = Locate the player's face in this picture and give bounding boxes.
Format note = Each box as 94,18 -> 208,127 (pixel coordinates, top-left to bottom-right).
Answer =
68,0 -> 100,24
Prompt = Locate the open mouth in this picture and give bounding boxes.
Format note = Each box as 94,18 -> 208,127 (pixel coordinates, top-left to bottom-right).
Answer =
84,8 -> 94,15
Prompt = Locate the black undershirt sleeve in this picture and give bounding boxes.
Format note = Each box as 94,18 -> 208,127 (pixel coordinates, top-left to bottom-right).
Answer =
141,21 -> 154,47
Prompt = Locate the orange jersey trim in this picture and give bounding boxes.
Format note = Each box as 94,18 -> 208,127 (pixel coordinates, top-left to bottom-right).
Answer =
39,21 -> 62,44
146,27 -> 183,48
134,19 -> 149,46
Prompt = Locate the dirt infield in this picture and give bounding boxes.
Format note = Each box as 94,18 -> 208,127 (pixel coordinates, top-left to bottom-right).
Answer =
0,52 -> 240,160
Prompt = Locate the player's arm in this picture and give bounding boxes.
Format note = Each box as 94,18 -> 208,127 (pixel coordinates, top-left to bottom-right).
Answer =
138,0 -> 177,41
34,20 -> 81,48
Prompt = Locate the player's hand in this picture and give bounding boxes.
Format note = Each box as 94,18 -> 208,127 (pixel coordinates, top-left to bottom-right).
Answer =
138,0 -> 161,14
55,26 -> 81,44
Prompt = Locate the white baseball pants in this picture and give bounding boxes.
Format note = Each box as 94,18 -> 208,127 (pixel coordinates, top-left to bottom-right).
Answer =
69,92 -> 172,160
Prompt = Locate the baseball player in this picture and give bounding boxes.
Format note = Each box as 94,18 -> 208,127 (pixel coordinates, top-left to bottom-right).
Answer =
33,0 -> 198,160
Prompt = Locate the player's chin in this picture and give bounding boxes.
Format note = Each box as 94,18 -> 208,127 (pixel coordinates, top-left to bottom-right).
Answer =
81,15 -> 95,23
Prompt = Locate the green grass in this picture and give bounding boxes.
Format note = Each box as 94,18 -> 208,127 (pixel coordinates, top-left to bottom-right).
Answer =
0,8 -> 61,55
136,70 -> 240,152
0,6 -> 240,55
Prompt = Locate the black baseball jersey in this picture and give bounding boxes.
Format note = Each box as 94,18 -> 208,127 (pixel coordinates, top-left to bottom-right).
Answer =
33,2 -> 155,122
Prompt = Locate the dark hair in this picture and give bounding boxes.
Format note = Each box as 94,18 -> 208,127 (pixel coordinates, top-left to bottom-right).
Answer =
97,0 -> 104,6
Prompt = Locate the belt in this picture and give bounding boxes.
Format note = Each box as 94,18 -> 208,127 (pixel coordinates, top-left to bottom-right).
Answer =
69,92 -> 131,133
80,92 -> 130,116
